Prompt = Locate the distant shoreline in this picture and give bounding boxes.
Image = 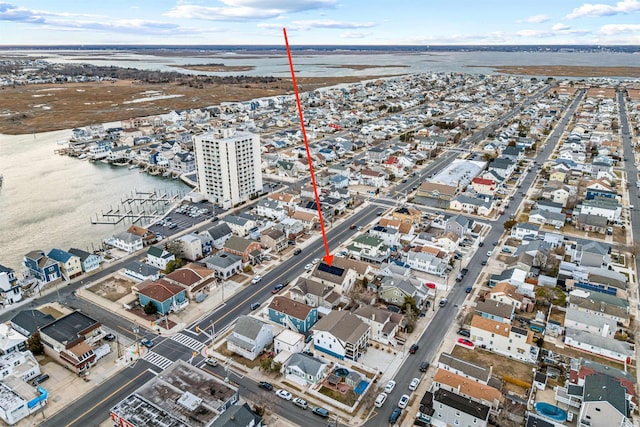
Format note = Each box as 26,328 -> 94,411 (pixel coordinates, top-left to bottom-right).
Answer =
475,65 -> 640,78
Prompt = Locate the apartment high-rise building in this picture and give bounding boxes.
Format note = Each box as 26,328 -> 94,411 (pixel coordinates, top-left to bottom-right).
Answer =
194,127 -> 263,209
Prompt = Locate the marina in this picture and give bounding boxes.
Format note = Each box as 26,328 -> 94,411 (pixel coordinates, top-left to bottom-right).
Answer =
90,189 -> 184,225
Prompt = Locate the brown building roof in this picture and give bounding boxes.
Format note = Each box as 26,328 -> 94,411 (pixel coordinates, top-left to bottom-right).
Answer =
433,369 -> 502,404
471,315 -> 510,337
138,279 -> 184,301
268,296 -> 314,320
166,264 -> 213,286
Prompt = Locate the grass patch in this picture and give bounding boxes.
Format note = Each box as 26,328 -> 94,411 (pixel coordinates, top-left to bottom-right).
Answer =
319,385 -> 358,406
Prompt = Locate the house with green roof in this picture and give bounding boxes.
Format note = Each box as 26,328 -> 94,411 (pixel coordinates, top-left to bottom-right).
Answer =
145,245 -> 175,270
345,234 -> 390,264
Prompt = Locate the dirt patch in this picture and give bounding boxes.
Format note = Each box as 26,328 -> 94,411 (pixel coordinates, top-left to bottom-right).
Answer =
217,343 -> 264,369
0,74 -> 395,135
88,276 -> 136,302
450,346 -> 534,384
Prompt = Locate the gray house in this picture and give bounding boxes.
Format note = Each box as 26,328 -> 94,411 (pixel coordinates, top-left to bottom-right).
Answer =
285,352 -> 328,385
203,252 -> 243,279
423,389 -> 490,427
227,316 -> 273,361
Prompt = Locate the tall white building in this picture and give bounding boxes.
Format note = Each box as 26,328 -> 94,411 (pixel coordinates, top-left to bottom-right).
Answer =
194,127 -> 263,209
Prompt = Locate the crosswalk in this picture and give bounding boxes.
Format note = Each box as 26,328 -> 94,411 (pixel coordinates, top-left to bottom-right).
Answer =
170,333 -> 206,353
143,351 -> 173,370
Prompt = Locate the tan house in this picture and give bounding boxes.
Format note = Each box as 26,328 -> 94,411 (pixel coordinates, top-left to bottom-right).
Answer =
260,227 -> 288,253
485,282 -> 533,312
289,277 -> 340,309
471,177 -> 497,196
127,225 -> 157,246
309,260 -> 358,295
416,182 -> 457,200
470,315 -> 537,363
391,206 -> 422,225
432,369 -> 502,409
223,236 -> 263,265
164,263 -> 217,300
290,210 -> 318,230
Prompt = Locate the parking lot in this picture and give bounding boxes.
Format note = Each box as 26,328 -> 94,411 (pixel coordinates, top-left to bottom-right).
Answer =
148,201 -> 219,238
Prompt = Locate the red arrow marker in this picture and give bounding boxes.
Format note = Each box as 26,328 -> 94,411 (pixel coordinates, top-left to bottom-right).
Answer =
283,28 -> 333,266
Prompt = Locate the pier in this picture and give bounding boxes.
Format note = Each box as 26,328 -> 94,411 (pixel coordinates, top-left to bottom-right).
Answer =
91,189 -> 184,225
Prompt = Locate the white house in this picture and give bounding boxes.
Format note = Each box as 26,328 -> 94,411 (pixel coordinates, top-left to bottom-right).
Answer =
108,232 -> 143,253
145,246 -> 175,270
227,315 -> 273,361
312,311 -> 370,361
470,315 -> 538,363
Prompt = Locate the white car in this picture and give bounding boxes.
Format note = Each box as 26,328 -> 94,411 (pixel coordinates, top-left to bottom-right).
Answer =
384,380 -> 396,393
251,275 -> 262,284
409,377 -> 420,391
292,397 -> 308,409
276,389 -> 292,400
398,394 -> 410,409
304,263 -> 313,270
486,251 -> 492,257
312,258 -> 320,264
374,392 -> 387,408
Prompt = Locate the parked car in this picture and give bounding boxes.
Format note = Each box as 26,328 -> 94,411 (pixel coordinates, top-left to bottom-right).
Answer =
31,374 -> 50,386
205,357 -> 218,367
481,260 -> 487,266
409,344 -> 419,354
258,381 -> 274,391
375,392 -> 387,408
251,275 -> 262,284
478,241 -> 484,247
293,248 -> 302,255
486,251 -> 493,256
460,268 -> 469,276
292,397 -> 308,409
312,258 -> 320,264
304,263 -> 313,270
272,283 -> 285,294
457,329 -> 471,337
384,380 -> 396,393
312,406 -> 330,418
457,338 -> 475,348
250,302 -> 260,310
419,361 -> 430,372
104,333 -> 116,341
501,247 -> 512,253
465,287 -> 473,294
409,377 -> 420,391
398,394 -> 410,409
276,389 -> 292,400
389,407 -> 402,424
439,298 -> 448,307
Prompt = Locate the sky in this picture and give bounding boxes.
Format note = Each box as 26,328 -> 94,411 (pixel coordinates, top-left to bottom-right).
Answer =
1,0 -> 640,46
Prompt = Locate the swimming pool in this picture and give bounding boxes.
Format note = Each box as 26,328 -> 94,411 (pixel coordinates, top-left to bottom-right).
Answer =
535,402 -> 568,422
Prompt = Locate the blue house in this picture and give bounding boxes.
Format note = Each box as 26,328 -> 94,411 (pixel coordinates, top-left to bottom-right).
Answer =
68,248 -> 101,273
585,188 -> 618,201
137,279 -> 187,315
23,250 -> 61,284
268,296 -> 318,333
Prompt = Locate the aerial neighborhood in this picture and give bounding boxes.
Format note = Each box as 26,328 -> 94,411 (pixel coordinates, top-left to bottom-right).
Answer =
2,58 -> 640,427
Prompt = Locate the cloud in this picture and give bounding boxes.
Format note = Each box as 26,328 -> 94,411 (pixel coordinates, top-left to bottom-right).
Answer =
552,23 -> 571,30
259,19 -> 375,31
566,0 -> 640,19
525,14 -> 550,23
165,0 -> 337,21
339,31 -> 369,39
598,23 -> 640,35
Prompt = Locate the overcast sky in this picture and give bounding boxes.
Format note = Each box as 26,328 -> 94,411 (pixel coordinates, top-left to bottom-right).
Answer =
1,0 -> 639,45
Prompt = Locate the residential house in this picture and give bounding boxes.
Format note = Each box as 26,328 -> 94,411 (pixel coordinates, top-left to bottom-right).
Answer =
576,214 -> 609,234
528,209 -> 566,228
360,168 -> 388,187
488,157 -> 516,179
309,260 -> 358,295
475,300 -> 514,324
312,310 -> 370,361
122,260 -> 161,282
537,199 -> 564,214
577,198 -> 622,221
268,296 -> 318,334
485,282 -> 532,312
145,245 -> 175,270
391,207 -> 422,225
126,225 -> 157,247
368,225 -> 400,247
108,232 -> 143,253
175,234 -> 203,261
164,263 -> 216,301
471,177 -> 497,196
0,324 -> 27,355
445,214 -> 471,240
136,279 -> 188,315
204,223 -> 234,250
346,234 -> 390,264
68,248 -> 101,273
278,217 -> 305,238
353,305 -> 399,345
39,311 -> 102,373
569,291 -> 630,327
260,227 -> 288,253
203,252 -> 243,279
290,210 -> 319,230
224,236 -> 263,265
422,389 -> 490,427
23,250 -> 61,284
450,194 -> 495,216
416,182 -> 457,201
564,328 -> 634,365
256,198 -> 287,221
437,352 -> 491,385
431,369 -> 502,409
284,352 -> 328,385
0,264 -> 21,305
46,248 -> 82,280
511,222 -> 541,240
273,329 -> 305,355
578,373 -> 632,427
10,309 -> 55,338
379,276 -> 423,307
288,277 -> 338,310
227,315 -> 273,361
470,315 -> 537,363
405,248 -> 448,277
222,215 -> 256,237
564,307 -> 617,338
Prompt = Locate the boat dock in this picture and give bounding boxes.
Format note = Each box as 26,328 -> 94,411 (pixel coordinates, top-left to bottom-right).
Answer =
91,189 -> 184,225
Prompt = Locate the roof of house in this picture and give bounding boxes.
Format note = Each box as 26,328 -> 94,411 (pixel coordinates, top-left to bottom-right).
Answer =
123,260 -> 160,277
433,388 -> 490,420
475,300 -> 514,319
471,315 -> 510,337
290,277 -> 333,298
566,328 -> 635,357
438,352 -> 491,383
137,279 -> 185,302
353,305 -> 392,324
39,311 -> 100,344
233,315 -> 269,341
206,223 -> 233,240
204,252 -> 242,268
224,236 -> 255,253
165,263 -> 213,286
583,373 -> 629,417
312,310 -> 369,345
47,248 -> 77,263
10,309 -> 56,336
211,403 -> 261,427
268,296 -> 315,320
287,352 -> 326,377
433,369 -> 502,403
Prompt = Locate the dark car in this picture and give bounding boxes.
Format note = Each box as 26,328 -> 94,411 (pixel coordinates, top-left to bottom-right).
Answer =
312,406 -> 330,418
457,329 -> 471,337
140,339 -> 154,348
419,361 -> 430,372
104,333 -> 116,341
258,381 -> 274,391
349,224 -> 356,229
409,344 -> 419,354
481,260 -> 487,266
492,241 -> 498,246
272,283 -> 285,294
389,407 -> 402,424
465,287 -> 472,293
293,248 -> 302,255
288,240 -> 296,245
31,374 -> 50,386
478,241 -> 484,247
461,268 -> 469,276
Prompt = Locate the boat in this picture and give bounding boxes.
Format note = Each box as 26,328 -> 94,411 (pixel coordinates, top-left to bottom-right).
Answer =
78,153 -> 88,160
128,164 -> 138,170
